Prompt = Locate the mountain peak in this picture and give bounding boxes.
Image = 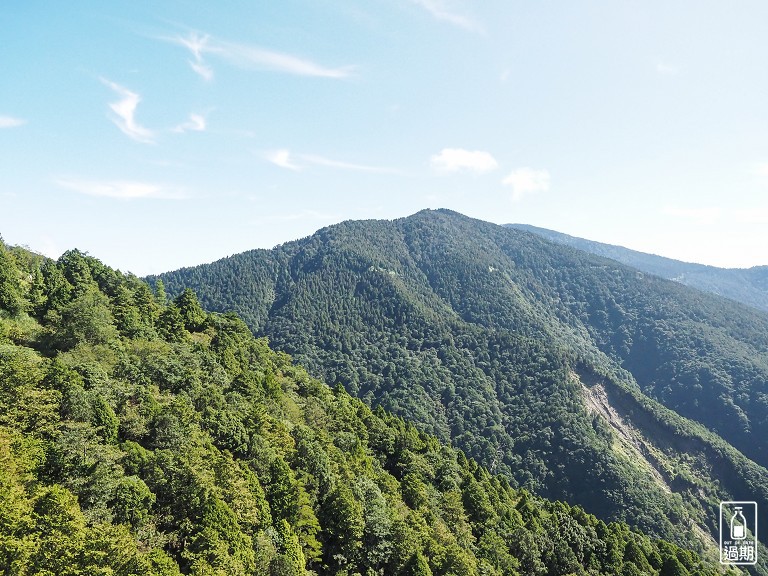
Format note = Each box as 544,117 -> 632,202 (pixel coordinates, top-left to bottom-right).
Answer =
153,212 -> 768,563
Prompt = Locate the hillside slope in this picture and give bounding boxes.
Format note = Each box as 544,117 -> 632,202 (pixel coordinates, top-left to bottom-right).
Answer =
1,238 -> 744,575
507,223 -> 768,312
152,209 -> 768,560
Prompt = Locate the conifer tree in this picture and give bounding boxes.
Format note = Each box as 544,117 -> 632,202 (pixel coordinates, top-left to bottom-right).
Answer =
174,288 -> 206,332
0,244 -> 23,315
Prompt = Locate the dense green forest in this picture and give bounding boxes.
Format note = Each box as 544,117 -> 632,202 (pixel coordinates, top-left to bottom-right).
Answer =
1,238 -> 744,574
507,224 -> 768,313
151,209 -> 768,567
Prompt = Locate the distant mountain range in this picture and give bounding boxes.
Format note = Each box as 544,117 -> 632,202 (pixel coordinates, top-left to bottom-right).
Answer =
507,223 -> 768,312
151,209 -> 768,568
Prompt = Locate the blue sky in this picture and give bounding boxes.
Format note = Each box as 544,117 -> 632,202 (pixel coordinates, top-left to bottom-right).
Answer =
2,1 -> 767,275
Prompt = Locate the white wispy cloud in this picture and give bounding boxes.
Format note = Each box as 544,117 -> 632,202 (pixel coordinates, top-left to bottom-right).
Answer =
166,31 -> 353,79
0,115 -> 26,128
430,148 -> 498,174
266,149 -> 301,171
57,178 -> 186,200
173,113 -> 207,133
218,41 -> 354,78
266,149 -> 395,173
300,153 -> 396,173
174,31 -> 215,81
502,168 -> 550,201
101,79 -> 155,144
191,60 -> 215,82
408,0 -> 482,32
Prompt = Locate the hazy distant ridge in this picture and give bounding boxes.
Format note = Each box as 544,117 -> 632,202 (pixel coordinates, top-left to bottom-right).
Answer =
507,223 -> 768,312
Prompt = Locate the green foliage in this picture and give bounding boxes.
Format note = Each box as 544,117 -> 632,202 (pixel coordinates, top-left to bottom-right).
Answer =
0,344 -> 58,436
37,259 -> 73,315
157,304 -> 187,342
58,249 -> 96,296
265,457 -> 299,524
112,284 -> 149,338
154,208 -> 768,562
174,288 -> 207,332
510,222 -> 768,313
0,242 -> 24,315
111,474 -> 155,528
0,430 -> 162,575
273,519 -> 306,576
0,240 -> 745,575
49,288 -> 118,350
154,278 -> 167,305
320,483 -> 364,571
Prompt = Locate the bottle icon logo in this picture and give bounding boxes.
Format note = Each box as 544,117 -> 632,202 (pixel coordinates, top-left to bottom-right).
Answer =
731,507 -> 747,540
720,501 -> 758,565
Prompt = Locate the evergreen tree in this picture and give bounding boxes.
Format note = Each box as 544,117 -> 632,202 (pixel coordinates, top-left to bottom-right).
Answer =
154,278 -> 167,305
174,288 -> 206,332
272,519 -> 306,576
320,484 -> 364,571
58,249 -> 96,297
157,304 -> 187,342
50,287 -> 118,349
0,244 -> 23,315
38,260 -> 72,314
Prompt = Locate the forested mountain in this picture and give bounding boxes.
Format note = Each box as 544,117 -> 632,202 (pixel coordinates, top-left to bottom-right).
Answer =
507,223 -> 768,313
0,239 -> 736,575
152,209 -> 768,568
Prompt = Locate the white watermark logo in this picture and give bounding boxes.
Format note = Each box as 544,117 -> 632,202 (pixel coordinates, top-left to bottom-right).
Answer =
720,501 -> 758,565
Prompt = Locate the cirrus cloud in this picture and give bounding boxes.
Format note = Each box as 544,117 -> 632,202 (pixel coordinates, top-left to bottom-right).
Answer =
175,31 -> 215,81
266,149 -> 301,171
173,113 -> 207,133
101,79 -> 155,144
165,31 -> 354,80
430,148 -> 498,174
265,149 -> 396,173
408,0 -> 483,32
502,168 -> 550,201
299,153 -> 397,173
0,115 -> 26,128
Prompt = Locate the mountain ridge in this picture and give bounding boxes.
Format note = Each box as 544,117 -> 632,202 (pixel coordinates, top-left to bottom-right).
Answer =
150,209 -> 768,565
506,222 -> 768,312
0,231 -> 743,575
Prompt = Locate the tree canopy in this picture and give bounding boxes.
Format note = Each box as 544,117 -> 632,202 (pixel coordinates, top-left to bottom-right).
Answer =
0,238 -> 743,575
151,209 -> 768,564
